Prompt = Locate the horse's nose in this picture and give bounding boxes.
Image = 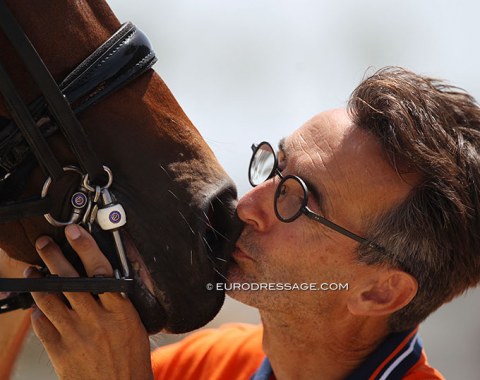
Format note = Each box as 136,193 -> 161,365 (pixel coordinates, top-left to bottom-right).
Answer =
202,182 -> 242,263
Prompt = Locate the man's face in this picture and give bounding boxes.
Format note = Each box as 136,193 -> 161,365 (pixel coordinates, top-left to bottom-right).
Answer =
227,109 -> 416,317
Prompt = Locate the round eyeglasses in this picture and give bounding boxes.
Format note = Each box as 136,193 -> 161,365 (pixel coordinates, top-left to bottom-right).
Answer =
248,141 -> 384,250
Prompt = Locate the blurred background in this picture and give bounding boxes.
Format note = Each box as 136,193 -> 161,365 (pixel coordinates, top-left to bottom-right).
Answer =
12,0 -> 480,378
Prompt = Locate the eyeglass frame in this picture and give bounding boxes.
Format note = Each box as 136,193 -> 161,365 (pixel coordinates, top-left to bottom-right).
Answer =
248,141 -> 384,251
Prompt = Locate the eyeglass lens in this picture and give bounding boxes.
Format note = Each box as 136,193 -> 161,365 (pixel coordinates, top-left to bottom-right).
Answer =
275,176 -> 306,221
249,143 -> 276,186
249,143 -> 307,222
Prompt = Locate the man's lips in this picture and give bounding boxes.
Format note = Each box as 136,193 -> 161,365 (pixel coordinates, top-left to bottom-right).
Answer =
232,246 -> 255,262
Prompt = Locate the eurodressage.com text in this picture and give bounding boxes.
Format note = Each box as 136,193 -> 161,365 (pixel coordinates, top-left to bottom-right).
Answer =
207,282 -> 349,291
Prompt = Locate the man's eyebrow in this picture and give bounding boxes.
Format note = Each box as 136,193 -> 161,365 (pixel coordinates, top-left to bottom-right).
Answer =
278,138 -> 286,155
277,138 -> 326,216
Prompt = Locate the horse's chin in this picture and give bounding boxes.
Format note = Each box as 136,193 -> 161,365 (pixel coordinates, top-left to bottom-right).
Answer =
115,179 -> 243,335
124,233 -> 155,295
121,231 -> 168,334
123,228 -> 232,335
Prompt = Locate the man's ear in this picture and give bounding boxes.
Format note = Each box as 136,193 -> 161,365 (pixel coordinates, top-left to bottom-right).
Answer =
347,270 -> 418,317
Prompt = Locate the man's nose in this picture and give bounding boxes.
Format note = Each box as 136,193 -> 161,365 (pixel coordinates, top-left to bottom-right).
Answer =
237,180 -> 276,232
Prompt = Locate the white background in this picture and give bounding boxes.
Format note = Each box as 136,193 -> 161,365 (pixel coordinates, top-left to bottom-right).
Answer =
13,1 -> 480,379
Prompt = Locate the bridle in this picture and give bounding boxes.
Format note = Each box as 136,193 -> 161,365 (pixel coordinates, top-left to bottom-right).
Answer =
0,1 -> 157,313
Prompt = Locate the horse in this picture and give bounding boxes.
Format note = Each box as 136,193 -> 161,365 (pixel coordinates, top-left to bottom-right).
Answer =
0,0 -> 240,339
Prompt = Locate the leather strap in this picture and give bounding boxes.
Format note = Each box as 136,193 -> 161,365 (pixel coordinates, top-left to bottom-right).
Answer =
0,62 -> 64,179
0,21 -> 156,222
0,196 -> 51,223
0,277 -> 135,314
0,277 -> 135,293
62,21 -> 156,113
0,0 -> 106,185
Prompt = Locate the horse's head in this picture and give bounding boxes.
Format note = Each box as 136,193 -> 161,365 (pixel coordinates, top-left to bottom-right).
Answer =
0,0 -> 241,333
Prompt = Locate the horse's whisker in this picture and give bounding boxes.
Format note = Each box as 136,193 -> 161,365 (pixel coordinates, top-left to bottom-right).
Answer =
202,236 -> 213,253
202,210 -> 211,225
159,165 -> 172,180
168,189 -> 179,200
179,211 -> 195,235
215,196 -> 225,206
213,267 -> 228,282
194,214 -> 230,241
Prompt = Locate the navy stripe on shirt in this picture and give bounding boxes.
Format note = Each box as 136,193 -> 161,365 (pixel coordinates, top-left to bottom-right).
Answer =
251,328 -> 423,380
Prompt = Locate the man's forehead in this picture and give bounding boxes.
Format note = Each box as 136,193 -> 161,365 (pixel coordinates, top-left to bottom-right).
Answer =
281,109 -> 351,146
279,109 -> 352,166
279,109 -> 418,222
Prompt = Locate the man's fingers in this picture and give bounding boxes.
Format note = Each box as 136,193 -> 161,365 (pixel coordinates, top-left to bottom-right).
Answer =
64,224 -> 114,277
34,234 -> 98,312
36,225 -> 123,311
24,267 -> 69,337
35,236 -> 78,277
64,225 -> 125,307
30,305 -> 61,349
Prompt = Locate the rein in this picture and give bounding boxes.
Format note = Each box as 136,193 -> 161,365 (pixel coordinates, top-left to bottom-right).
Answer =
0,2 -> 157,314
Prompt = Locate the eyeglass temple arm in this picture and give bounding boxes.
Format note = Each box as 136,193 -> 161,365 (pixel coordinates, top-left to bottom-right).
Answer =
303,207 -> 380,249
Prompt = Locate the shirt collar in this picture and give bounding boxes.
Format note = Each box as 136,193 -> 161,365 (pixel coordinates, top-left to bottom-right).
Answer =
251,328 -> 423,380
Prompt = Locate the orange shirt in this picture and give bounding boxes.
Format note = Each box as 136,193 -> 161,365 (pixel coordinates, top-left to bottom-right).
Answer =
151,323 -> 444,380
152,323 -> 264,380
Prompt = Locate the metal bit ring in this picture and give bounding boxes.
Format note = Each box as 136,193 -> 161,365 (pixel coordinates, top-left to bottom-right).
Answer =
41,166 -> 84,227
83,166 -> 113,192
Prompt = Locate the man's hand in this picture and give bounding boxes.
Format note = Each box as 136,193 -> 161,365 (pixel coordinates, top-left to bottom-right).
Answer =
27,224 -> 153,380
0,250 -> 32,380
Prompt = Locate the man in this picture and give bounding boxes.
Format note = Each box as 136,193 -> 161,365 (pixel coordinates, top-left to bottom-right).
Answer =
5,67 -> 480,379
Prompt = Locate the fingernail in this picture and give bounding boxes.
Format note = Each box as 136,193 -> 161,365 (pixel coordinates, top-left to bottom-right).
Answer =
36,237 -> 50,250
66,224 -> 81,240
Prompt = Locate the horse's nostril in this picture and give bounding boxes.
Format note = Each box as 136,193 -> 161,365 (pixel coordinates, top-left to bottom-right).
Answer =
203,186 -> 239,260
